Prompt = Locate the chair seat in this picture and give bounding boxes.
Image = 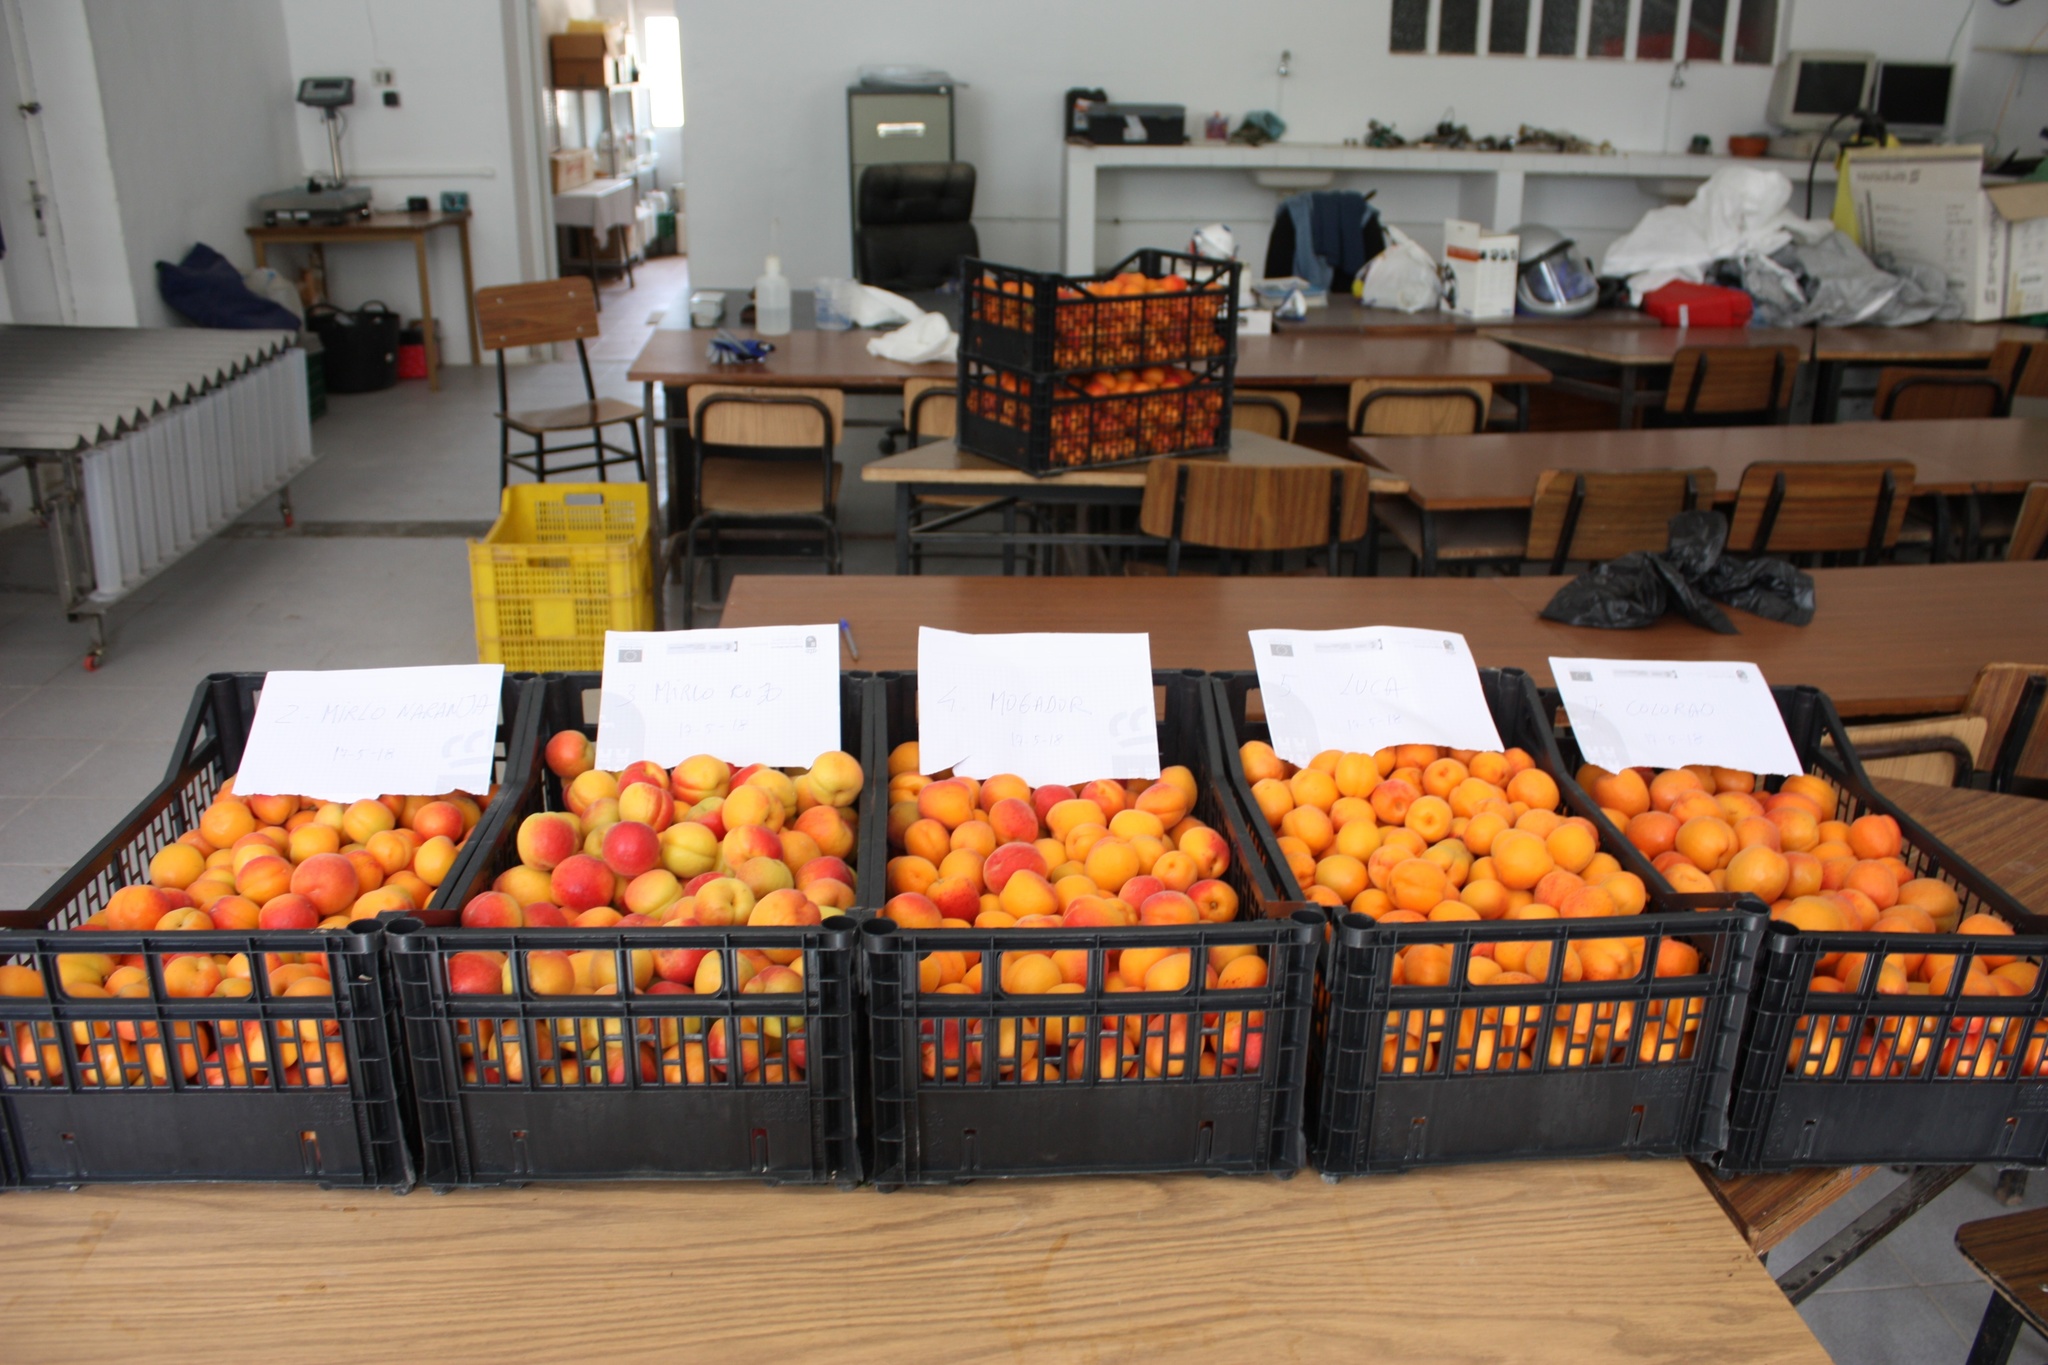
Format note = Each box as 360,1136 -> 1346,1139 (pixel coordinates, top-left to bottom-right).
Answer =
1374,497 -> 1530,563
916,493 -> 1006,510
701,458 -> 842,515
502,397 -> 642,435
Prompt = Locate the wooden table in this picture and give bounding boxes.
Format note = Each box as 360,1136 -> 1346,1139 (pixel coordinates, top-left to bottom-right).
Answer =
1956,1207 -> 2048,1365
1489,321 -> 2048,427
860,431 -> 1387,575
1353,417 -> 2048,570
0,1163 -> 1827,1364
723,562 -> 2048,718
1875,780 -> 2048,913
247,210 -> 477,389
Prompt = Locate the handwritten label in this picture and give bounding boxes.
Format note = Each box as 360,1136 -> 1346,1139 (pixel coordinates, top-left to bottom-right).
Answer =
234,665 -> 505,802
596,627 -> 840,769
1248,627 -> 1503,765
917,628 -> 1159,786
1550,657 -> 1802,776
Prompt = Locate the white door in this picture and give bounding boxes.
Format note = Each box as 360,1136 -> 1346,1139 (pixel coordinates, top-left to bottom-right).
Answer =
0,0 -> 69,323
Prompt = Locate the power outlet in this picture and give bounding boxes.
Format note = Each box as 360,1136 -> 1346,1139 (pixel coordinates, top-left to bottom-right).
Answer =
372,67 -> 395,87
382,90 -> 400,107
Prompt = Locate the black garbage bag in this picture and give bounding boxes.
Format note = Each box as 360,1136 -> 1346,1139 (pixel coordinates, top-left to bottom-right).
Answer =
1541,510 -> 1811,633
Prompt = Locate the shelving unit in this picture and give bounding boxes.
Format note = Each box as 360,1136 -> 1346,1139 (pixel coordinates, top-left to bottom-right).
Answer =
548,79 -> 658,281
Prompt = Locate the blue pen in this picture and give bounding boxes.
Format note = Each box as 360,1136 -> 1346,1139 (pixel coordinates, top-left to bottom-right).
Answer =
838,618 -> 860,661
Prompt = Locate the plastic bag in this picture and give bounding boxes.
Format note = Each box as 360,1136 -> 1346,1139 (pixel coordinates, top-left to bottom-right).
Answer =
1600,166 -> 1830,304
1357,225 -> 1440,313
1541,510 -> 1812,633
866,310 -> 957,363
1738,230 -> 1961,329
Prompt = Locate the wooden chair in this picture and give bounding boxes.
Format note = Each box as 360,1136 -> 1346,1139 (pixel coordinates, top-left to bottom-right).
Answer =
1348,380 -> 1491,436
1874,367 -> 2008,421
474,278 -> 645,487
664,385 -> 844,627
1137,459 -> 1371,576
900,378 -> 1034,574
1232,391 -> 1302,441
1846,662 -> 2048,792
2011,483 -> 2048,561
1657,345 -> 1801,426
1726,461 -> 1915,563
1527,468 -> 1716,574
1990,339 -> 2048,401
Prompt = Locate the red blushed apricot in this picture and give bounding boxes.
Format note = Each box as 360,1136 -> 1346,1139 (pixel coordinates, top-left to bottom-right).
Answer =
1784,851 -> 1824,899
1625,811 -> 1680,859
1369,779 -> 1420,825
1846,814 -> 1903,861
1842,862 -> 1900,912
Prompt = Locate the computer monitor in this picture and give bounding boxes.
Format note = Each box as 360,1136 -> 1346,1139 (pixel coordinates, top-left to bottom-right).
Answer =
1767,51 -> 1876,132
1874,62 -> 1954,140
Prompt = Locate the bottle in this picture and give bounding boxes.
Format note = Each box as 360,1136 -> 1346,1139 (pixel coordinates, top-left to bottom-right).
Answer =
755,254 -> 791,336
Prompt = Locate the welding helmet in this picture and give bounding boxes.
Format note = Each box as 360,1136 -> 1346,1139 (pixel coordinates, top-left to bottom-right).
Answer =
1513,224 -> 1599,318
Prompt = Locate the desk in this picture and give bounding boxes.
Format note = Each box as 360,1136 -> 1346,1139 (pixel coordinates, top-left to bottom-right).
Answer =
0,1162 -> 1825,1364
722,562 -> 2048,717
552,177 -> 638,304
861,431 -> 1385,574
1873,781 -> 2048,913
1956,1207 -> 2048,1365
247,211 -> 477,389
1809,324 -> 2046,424
1483,322 -> 1810,427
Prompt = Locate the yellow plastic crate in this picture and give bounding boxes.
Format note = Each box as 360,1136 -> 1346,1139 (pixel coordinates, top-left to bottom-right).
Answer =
469,483 -> 656,670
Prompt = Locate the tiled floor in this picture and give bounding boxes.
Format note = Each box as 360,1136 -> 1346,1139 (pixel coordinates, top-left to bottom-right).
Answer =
1,266 -> 2044,1365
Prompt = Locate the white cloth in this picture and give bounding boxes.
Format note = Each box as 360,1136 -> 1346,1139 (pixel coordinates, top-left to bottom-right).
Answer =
866,310 -> 957,364
552,177 -> 636,234
848,285 -> 924,328
1600,166 -> 1832,303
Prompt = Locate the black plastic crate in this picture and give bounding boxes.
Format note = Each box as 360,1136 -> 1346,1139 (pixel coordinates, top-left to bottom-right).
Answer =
860,669 -> 1318,1186
0,670 -> 537,1190
1545,685 -> 2048,1171
957,353 -> 1231,477
1210,668 -> 1765,1175
960,249 -> 1239,375
389,670 -> 872,1189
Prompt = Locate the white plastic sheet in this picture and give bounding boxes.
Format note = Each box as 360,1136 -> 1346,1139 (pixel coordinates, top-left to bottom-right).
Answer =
1600,167 -> 1831,303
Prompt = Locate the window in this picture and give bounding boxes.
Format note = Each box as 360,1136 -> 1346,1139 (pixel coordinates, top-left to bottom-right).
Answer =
645,15 -> 683,127
1392,0 -> 1773,63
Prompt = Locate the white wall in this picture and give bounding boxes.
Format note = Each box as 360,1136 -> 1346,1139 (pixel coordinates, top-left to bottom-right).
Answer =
1953,0 -> 2048,164
679,0 -> 2001,287
277,0 -> 541,363
83,0 -> 300,330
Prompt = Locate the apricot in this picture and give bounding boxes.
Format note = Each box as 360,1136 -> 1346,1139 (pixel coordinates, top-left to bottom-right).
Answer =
1846,814 -> 1902,861
1585,767 -> 1651,819
1673,816 -> 1738,872
1388,858 -> 1450,914
1625,811 -> 1680,859
1490,831 -> 1554,891
1648,769 -> 1704,812
1724,846 -> 1790,902
1545,821 -> 1599,874
1279,805 -> 1334,855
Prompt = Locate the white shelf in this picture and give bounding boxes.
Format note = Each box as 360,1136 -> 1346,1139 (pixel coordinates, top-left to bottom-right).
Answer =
1974,45 -> 2048,56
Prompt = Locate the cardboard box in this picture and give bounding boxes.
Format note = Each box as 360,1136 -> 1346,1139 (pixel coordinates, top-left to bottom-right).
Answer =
549,148 -> 596,194
1442,220 -> 1518,320
1845,145 -> 2048,322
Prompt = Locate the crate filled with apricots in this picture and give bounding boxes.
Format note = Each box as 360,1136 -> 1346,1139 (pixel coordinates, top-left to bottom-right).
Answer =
859,670 -> 1321,1187
1549,685 -> 2048,1171
961,249 -> 1239,375
1209,670 -> 1765,1175
0,672 -> 535,1190
386,672 -> 869,1189
958,354 -> 1230,475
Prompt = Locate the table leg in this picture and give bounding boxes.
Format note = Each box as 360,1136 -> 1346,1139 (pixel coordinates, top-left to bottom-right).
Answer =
1616,367 -> 1637,430
456,219 -> 479,366
1775,1165 -> 1970,1304
1813,361 -> 1845,425
1515,384 -> 1530,432
414,233 -> 441,391
589,229 -> 603,311
895,485 -> 912,575
1964,1294 -> 2024,1365
642,381 -> 659,518
252,241 -> 268,271
1421,509 -> 1439,577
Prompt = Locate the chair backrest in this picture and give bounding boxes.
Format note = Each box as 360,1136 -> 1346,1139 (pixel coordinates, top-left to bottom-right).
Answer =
856,162 -> 979,291
1525,467 -> 1716,572
1665,345 -> 1801,417
1138,459 -> 1371,553
1727,460 -> 1915,558
474,278 -> 600,351
1990,340 -> 2048,400
1965,662 -> 2048,785
1347,379 -> 1491,436
1874,367 -> 2007,421
687,385 -> 845,448
2011,482 -> 2048,562
902,378 -> 958,443
1231,391 -> 1302,442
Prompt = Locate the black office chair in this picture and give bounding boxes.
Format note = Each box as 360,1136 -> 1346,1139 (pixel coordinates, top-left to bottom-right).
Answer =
855,162 -> 978,292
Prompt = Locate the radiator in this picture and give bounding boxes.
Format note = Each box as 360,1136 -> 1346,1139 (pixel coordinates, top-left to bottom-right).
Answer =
77,349 -> 313,602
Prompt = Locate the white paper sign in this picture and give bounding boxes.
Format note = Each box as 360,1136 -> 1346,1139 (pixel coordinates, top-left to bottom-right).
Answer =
917,628 -> 1159,786
1550,657 -> 1802,776
234,665 -> 505,802
596,627 -> 841,770
1248,627 -> 1504,765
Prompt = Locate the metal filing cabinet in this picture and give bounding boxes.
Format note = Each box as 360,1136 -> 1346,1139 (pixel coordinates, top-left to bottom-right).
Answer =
847,82 -> 955,259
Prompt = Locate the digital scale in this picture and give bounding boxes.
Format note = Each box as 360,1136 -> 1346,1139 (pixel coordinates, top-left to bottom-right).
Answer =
256,77 -> 373,226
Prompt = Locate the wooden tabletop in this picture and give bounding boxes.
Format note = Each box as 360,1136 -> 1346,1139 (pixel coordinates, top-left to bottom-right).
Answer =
1695,1165 -> 1876,1255
245,209 -> 471,241
1811,322 -> 2046,364
0,1163 -> 1825,1365
862,430 -> 1380,489
1355,418 -> 2048,509
1873,780 -> 2048,913
628,329 -> 1551,392
724,563 -> 2048,718
1483,323 -> 1811,365
1956,1207 -> 2048,1336
1278,298 -> 1654,336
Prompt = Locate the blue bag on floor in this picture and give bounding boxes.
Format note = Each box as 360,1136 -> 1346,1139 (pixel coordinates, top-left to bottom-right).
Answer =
156,243 -> 302,330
